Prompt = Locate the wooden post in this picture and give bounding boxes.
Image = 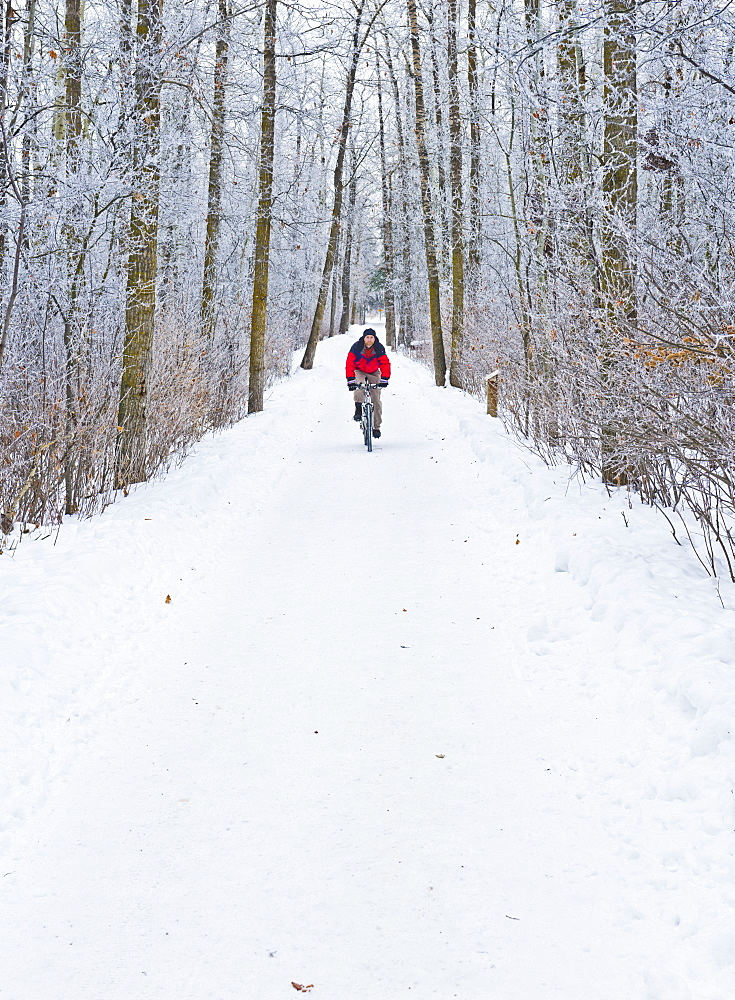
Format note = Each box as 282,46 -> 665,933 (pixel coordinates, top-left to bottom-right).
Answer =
486,370 -> 499,417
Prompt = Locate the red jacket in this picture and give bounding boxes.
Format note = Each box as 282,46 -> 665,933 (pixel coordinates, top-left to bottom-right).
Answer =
346,338 -> 391,380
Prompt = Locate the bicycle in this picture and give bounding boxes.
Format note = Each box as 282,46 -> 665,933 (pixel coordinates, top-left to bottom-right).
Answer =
355,377 -> 386,451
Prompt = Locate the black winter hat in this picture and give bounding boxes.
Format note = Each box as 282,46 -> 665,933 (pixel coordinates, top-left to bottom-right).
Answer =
363,328 -> 377,338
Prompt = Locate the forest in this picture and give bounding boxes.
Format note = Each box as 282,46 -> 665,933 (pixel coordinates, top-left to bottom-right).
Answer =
1,0 -> 734,578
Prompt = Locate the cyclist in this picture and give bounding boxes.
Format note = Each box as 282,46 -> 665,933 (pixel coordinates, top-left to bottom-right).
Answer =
346,328 -> 391,438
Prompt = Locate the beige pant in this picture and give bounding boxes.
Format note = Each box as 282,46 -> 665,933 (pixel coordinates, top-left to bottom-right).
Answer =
354,371 -> 383,429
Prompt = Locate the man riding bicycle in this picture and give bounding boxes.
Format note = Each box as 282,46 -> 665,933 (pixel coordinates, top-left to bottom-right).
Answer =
346,328 -> 391,439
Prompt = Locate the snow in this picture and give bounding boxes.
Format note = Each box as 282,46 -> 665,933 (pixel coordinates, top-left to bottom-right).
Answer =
2,328 -> 735,1000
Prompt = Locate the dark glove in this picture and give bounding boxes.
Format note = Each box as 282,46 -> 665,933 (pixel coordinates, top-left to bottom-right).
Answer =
378,380 -> 389,389
347,379 -> 357,391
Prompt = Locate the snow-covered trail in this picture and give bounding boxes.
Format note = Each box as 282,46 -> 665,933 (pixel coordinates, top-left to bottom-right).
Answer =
2,331 -> 735,999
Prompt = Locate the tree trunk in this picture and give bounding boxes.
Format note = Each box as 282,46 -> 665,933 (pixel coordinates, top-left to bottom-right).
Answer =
601,0 -> 637,323
447,0 -> 464,388
115,0 -> 164,487
467,0 -> 481,283
328,258 -> 338,337
62,0 -> 83,513
382,34 -> 414,347
557,3 -> 584,183
64,0 -> 82,168
407,0 -> 446,386
201,0 -> 230,346
351,215 -> 363,324
118,0 -> 134,131
426,3 -> 449,272
660,23 -> 685,253
287,117 -> 304,339
557,0 -> 586,255
0,149 -> 26,371
506,98 -> 532,369
20,0 -> 37,213
300,0 -> 365,370
600,0 -> 637,484
376,57 -> 396,349
338,161 -> 357,336
0,2 -> 15,282
248,0 -> 277,413
525,0 -> 551,301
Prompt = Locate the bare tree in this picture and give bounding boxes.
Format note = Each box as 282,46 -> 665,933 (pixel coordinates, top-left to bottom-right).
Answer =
248,0 -> 277,413
338,151 -> 358,336
380,31 -> 415,347
601,0 -> 638,326
375,56 -> 396,348
466,0 -> 481,283
407,0 -> 446,386
600,0 -> 638,483
116,0 -> 165,487
61,0 -> 84,513
0,1 -> 16,281
447,0 -> 464,388
201,0 -> 231,346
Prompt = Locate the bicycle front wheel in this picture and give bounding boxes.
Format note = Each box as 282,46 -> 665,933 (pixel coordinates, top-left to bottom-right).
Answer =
363,401 -> 373,452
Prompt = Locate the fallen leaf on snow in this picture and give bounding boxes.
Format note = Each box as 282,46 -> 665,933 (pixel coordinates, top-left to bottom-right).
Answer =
165,595 -> 172,604
291,983 -> 314,992
435,754 -> 445,759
